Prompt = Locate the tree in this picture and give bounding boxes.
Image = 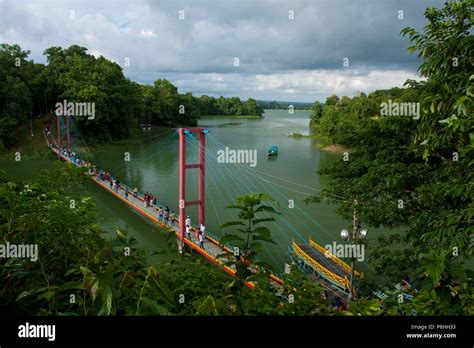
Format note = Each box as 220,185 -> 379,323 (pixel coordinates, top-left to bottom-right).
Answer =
219,193 -> 278,313
43,45 -> 142,142
143,79 -> 179,126
318,104 -> 342,142
338,96 -> 351,107
310,1 -> 473,315
197,95 -> 218,115
243,98 -> 263,116
401,1 -> 473,161
309,101 -> 323,127
178,92 -> 200,126
0,44 -> 34,148
325,94 -> 340,106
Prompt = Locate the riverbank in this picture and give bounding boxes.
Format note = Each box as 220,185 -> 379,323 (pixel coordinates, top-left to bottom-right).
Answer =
320,144 -> 349,154
286,131 -> 349,154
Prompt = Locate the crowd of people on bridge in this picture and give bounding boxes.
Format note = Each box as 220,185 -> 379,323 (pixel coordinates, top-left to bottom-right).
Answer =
47,132 -> 212,255
52,143 -> 186,233
49,141 -> 208,250
92,169 -> 181,230
57,146 -> 91,167
184,216 -> 206,248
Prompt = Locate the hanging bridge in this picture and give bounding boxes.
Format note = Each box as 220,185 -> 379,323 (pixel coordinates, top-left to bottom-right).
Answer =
43,113 -> 363,301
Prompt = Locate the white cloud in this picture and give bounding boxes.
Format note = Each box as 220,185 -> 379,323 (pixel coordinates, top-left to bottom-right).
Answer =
0,0 -> 440,101
252,69 -> 419,96
157,69 -> 420,102
138,29 -> 156,39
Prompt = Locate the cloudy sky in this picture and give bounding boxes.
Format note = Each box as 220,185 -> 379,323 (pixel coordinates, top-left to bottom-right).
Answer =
0,0 -> 445,102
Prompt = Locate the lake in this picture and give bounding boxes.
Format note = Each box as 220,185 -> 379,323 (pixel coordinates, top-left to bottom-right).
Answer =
2,109 -> 385,276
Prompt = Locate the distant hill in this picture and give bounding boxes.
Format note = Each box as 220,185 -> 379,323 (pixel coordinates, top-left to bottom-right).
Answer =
257,100 -> 313,110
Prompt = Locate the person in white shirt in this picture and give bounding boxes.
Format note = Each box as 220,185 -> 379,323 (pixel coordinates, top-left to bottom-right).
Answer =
200,224 -> 206,238
198,230 -> 205,249
185,225 -> 192,240
185,216 -> 192,227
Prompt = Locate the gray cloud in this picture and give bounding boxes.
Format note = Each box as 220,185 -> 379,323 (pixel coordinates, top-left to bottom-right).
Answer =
0,0 -> 444,101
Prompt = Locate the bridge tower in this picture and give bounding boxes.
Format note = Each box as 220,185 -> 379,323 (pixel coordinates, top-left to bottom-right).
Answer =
66,113 -> 70,150
56,112 -> 71,157
178,128 -> 208,240
56,113 -> 61,159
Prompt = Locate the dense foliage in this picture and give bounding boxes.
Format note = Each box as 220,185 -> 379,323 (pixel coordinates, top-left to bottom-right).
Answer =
0,44 -> 263,148
0,44 -> 39,149
309,1 -> 473,314
0,167 -> 338,316
43,46 -> 144,143
197,95 -> 263,116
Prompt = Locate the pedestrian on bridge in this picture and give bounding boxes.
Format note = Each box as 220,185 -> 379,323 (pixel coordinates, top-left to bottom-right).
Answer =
163,210 -> 170,225
185,216 -> 193,237
185,225 -> 192,240
198,230 -> 205,249
145,192 -> 150,208
125,187 -> 129,199
133,187 -> 138,198
169,211 -> 176,227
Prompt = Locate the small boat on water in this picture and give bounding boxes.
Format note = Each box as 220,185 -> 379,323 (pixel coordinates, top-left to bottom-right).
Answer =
267,145 -> 278,156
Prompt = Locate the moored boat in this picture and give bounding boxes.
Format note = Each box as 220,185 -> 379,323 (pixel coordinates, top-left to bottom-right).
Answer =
267,145 -> 278,156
